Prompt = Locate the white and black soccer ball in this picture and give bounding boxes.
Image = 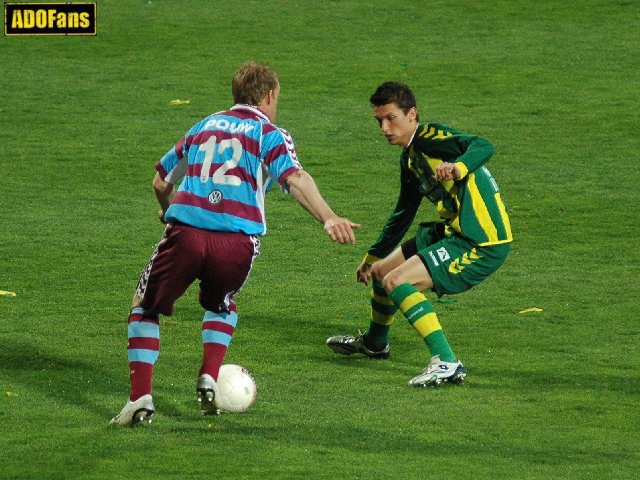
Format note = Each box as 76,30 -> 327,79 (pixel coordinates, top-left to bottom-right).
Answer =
216,364 -> 257,413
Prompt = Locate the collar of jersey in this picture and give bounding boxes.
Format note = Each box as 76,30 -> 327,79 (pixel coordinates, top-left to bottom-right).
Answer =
404,123 -> 421,149
231,104 -> 270,121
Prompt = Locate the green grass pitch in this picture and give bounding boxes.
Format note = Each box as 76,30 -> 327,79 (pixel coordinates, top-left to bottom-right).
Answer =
1,1 -> 638,478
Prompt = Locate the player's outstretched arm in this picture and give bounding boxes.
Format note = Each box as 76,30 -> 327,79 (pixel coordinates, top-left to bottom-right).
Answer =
286,170 -> 360,244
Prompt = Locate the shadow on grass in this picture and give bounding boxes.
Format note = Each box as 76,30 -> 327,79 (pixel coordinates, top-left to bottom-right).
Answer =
190,415 -> 634,470
315,346 -> 640,403
0,338 -> 119,418
474,363 -> 639,397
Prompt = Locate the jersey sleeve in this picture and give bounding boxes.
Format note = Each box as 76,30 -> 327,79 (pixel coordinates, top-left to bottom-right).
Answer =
155,120 -> 205,184
367,157 -> 422,259
260,124 -> 302,192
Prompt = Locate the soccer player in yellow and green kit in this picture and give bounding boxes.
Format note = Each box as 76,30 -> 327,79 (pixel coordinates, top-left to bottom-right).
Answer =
327,81 -> 512,387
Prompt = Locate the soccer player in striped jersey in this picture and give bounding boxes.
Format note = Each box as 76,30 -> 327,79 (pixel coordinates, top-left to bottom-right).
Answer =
327,81 -> 512,387
110,62 -> 360,426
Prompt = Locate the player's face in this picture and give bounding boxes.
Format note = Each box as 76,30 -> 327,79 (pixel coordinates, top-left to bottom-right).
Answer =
373,103 -> 417,147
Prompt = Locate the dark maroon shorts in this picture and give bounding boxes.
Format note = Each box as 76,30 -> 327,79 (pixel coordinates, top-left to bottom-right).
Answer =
136,224 -> 260,316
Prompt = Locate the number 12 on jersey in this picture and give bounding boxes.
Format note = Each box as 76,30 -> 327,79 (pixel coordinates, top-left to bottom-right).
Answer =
199,135 -> 243,186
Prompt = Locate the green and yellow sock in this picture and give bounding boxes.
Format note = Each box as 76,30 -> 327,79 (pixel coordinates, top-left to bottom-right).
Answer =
388,283 -> 457,362
364,281 -> 396,349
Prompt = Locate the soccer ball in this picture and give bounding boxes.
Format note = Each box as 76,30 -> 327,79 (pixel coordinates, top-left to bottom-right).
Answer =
216,364 -> 257,413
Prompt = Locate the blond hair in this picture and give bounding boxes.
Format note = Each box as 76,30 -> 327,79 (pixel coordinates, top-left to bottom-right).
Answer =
232,61 -> 279,106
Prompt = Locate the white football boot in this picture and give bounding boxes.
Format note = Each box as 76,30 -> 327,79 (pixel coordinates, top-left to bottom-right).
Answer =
197,374 -> 219,416
409,355 -> 467,387
109,394 -> 155,426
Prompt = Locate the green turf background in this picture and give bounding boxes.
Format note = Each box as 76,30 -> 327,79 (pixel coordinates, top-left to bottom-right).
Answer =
1,1 -> 638,478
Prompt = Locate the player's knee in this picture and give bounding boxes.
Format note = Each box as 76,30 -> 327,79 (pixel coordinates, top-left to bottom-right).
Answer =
381,271 -> 404,293
131,293 -> 143,309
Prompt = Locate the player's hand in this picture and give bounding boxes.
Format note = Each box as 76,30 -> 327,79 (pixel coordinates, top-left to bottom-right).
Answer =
356,261 -> 372,286
323,217 -> 360,244
434,162 -> 462,181
158,209 -> 168,224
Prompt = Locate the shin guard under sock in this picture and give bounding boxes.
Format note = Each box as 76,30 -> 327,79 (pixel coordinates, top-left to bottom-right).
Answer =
199,305 -> 238,381
127,307 -> 160,401
388,283 -> 457,362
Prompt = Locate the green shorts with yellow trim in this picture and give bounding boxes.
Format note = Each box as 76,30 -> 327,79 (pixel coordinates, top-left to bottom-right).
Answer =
401,221 -> 510,297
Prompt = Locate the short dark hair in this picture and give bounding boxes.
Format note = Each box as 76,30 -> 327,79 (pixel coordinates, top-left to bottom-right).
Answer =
232,61 -> 279,106
369,81 -> 417,113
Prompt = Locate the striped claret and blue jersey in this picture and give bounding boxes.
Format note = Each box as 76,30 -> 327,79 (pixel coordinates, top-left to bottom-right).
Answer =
156,105 -> 302,235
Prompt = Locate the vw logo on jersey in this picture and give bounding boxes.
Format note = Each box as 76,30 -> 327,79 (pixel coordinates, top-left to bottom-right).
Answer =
208,190 -> 223,205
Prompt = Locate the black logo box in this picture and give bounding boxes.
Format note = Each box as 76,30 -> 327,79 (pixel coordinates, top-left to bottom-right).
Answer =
5,2 -> 96,36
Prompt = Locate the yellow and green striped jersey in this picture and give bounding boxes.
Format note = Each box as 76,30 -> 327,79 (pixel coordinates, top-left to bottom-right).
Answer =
368,123 -> 512,259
